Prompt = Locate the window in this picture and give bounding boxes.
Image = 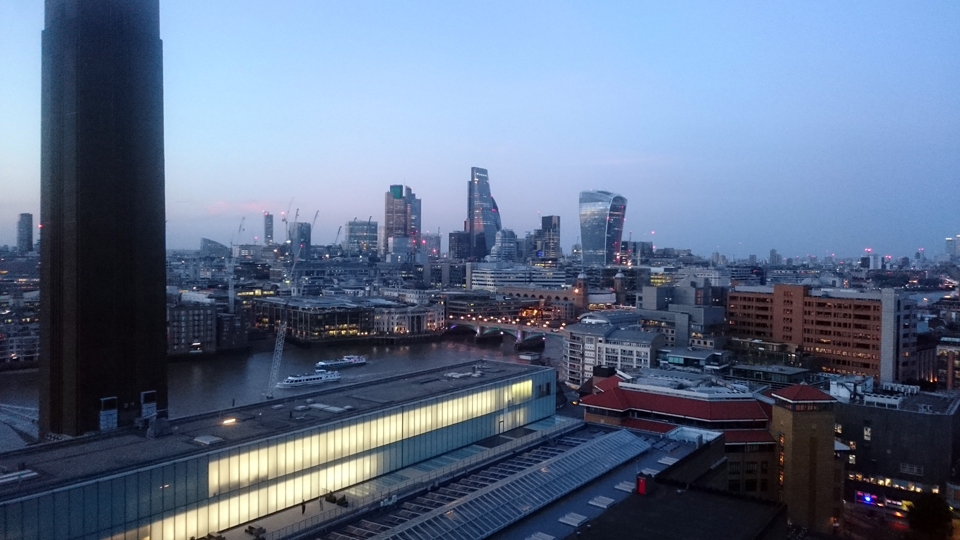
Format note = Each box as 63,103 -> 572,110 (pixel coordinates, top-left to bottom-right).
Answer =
760,461 -> 769,474
848,454 -> 856,465
863,427 -> 871,441
729,480 -> 741,492
729,462 -> 741,475
834,423 -> 842,435
744,479 -> 758,492
745,462 -> 758,474
760,479 -> 769,492
900,463 -> 924,476
778,452 -> 784,466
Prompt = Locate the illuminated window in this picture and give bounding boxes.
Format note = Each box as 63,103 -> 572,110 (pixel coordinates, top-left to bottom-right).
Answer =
863,427 -> 872,441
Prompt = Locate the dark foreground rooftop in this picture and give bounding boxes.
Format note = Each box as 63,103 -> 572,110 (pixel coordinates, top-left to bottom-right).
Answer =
559,480 -> 785,540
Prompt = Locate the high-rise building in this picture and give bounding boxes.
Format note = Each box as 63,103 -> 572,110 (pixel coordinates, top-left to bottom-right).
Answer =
535,215 -> 560,260
948,235 -> 960,258
289,222 -> 312,260
343,219 -> 378,256
422,233 -> 441,257
17,213 -> 33,253
384,185 -> 421,252
489,229 -> 518,262
467,167 -> 501,259
200,238 -> 230,258
769,249 -> 783,266
448,231 -> 471,259
40,0 -> 168,436
263,212 -> 274,245
579,190 -> 626,267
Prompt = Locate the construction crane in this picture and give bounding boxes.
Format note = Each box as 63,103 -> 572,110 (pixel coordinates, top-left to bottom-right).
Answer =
228,217 -> 245,314
265,210 -> 316,398
334,225 -> 342,246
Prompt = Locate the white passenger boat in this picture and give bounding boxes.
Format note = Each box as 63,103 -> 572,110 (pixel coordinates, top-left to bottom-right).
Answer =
315,355 -> 367,369
275,370 -> 341,388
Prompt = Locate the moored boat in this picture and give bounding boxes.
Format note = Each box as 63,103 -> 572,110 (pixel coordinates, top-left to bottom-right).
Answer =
275,370 -> 341,388
315,355 -> 367,369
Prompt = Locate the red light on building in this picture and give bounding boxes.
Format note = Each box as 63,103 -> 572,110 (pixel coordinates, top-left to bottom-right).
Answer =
637,475 -> 647,495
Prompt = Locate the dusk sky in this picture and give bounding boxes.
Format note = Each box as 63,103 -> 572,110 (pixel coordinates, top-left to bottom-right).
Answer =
1,1 -> 958,259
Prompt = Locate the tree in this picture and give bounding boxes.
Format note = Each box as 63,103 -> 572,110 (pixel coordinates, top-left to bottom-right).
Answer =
908,493 -> 953,539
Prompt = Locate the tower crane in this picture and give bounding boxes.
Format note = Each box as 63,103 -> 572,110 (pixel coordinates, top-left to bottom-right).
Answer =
264,210 -> 317,398
264,228 -> 306,399
228,217 -> 245,314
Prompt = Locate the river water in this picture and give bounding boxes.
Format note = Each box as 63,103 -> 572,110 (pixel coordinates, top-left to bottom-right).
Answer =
0,335 -> 563,420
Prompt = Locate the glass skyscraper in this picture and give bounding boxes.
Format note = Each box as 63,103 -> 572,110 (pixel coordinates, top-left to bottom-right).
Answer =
579,190 -> 627,266
384,185 -> 422,253
467,167 -> 501,259
263,212 -> 274,244
17,213 -> 33,253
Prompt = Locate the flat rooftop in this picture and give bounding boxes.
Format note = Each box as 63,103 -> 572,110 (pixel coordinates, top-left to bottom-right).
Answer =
618,368 -> 760,395
731,363 -> 809,375
0,361 -> 551,502
864,391 -> 960,415
254,295 -> 407,309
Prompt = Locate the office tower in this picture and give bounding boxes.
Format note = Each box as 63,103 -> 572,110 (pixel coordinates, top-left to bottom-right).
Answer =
535,215 -> 560,259
16,213 -> 33,253
948,236 -> 960,258
289,222 -> 312,260
422,233 -> 441,257
769,249 -> 782,266
466,167 -> 501,259
489,229 -> 518,262
264,212 -> 274,245
343,219 -> 379,256
200,238 -> 230,258
448,231 -> 471,259
578,190 -> 626,266
40,0 -> 168,436
384,185 -> 422,252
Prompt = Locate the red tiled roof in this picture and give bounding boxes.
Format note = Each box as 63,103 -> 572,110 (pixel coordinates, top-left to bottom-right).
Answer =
593,376 -> 622,392
758,400 -> 773,420
772,384 -> 834,403
580,385 -> 770,422
622,418 -> 677,434
723,430 -> 776,444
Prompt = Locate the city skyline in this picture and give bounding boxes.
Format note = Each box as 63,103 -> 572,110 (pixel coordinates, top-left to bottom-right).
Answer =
2,2 -> 959,258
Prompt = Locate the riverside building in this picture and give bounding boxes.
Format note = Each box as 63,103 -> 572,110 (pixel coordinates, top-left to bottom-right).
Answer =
0,362 -> 558,540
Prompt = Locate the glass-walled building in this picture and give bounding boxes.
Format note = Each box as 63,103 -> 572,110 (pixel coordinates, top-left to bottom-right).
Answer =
467,167 -> 502,259
342,219 -> 379,256
0,363 -> 556,540
579,190 -> 627,267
